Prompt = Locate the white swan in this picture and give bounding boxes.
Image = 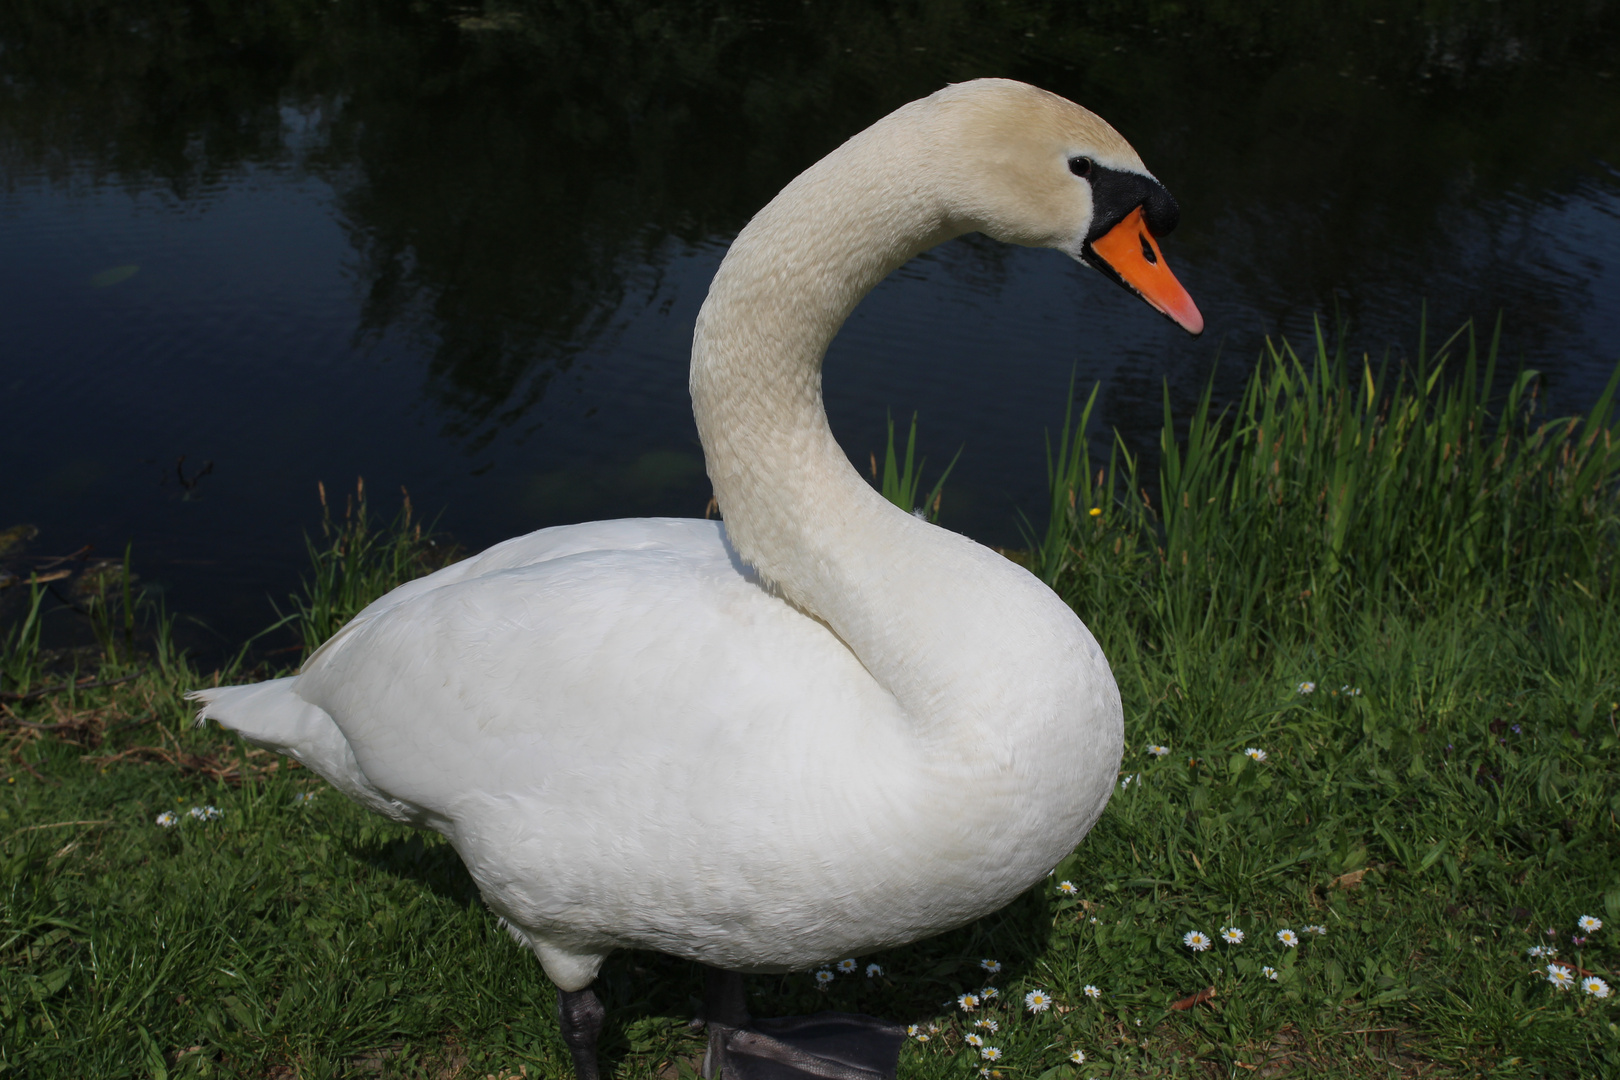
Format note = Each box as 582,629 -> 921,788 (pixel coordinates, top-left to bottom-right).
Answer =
191,78 -> 1201,1079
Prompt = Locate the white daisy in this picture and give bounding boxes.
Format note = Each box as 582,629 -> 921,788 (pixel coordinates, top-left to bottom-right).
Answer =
1083,985 -> 1100,999
957,993 -> 979,1011
1527,945 -> 1557,958
866,963 -> 883,978
1068,1050 -> 1086,1064
1583,976 -> 1612,998
188,805 -> 222,821
1220,926 -> 1244,944
915,1033 -> 930,1043
1245,748 -> 1267,762
1579,915 -> 1603,933
1303,924 -> 1327,936
1183,930 -> 1212,952
1024,989 -> 1052,1013
980,959 -> 1002,974
980,1047 -> 1001,1062
1297,681 -> 1316,694
906,1025 -> 920,1037
837,958 -> 857,973
814,969 -> 833,986
965,1034 -> 984,1048
1147,744 -> 1169,757
1056,880 -> 1078,896
1276,929 -> 1299,947
980,986 -> 999,999
1546,964 -> 1575,990
974,1019 -> 998,1032
155,810 -> 178,828
1262,966 -> 1278,981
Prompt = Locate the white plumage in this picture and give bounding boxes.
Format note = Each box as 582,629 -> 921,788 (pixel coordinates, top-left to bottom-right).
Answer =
189,78 -> 1192,998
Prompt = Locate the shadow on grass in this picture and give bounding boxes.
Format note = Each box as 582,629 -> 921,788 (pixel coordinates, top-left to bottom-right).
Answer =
350,832 -> 484,908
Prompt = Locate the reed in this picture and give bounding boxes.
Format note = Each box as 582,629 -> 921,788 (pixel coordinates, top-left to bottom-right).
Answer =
1045,317 -> 1620,656
284,480 -> 459,659
873,411 -> 962,524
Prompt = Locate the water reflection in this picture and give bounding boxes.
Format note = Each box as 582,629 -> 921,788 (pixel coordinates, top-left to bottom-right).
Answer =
2,0 -> 1618,647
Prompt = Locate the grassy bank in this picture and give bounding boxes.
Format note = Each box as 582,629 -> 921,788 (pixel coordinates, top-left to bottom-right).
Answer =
3,321 -> 1619,1078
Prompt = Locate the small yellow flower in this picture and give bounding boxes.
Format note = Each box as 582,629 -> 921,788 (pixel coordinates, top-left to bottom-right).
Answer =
1088,507 -> 1102,517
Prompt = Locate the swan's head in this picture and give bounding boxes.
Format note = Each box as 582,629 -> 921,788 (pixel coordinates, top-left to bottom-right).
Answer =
926,79 -> 1204,336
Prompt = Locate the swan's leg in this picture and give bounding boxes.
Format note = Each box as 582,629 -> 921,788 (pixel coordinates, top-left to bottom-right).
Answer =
701,967 -> 904,1080
702,967 -> 749,1079
557,986 -> 607,1080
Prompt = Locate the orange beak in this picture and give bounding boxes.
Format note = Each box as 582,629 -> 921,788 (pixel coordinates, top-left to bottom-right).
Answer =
1086,206 -> 1204,336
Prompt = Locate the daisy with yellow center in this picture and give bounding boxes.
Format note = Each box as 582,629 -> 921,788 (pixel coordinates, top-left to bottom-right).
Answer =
1083,985 -> 1100,999
837,958 -> 857,973
980,959 -> 1001,973
1245,748 -> 1267,762
965,1034 -> 984,1048
980,1047 -> 1002,1062
1183,930 -> 1212,952
1068,1050 -> 1086,1064
814,970 -> 834,986
957,993 -> 979,1011
1024,989 -> 1052,1013
1583,976 -> 1612,998
1546,964 -> 1575,990
1276,929 -> 1299,947
1220,926 -> 1244,944
1056,880 -> 1078,896
1578,915 -> 1603,933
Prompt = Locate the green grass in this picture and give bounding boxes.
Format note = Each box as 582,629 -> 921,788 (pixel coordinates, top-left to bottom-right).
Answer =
2,320 -> 1619,1078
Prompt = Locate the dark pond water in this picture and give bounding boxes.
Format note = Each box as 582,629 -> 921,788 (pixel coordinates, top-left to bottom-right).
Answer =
5,0 -> 1620,656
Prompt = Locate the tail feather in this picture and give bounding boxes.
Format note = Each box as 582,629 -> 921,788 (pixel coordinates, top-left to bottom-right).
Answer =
188,678 -> 420,825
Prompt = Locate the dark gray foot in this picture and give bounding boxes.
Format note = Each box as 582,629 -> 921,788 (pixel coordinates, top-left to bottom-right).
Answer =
702,967 -> 905,1080
558,986 -> 607,1080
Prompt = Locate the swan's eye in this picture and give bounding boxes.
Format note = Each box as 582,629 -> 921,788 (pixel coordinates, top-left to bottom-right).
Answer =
1068,156 -> 1093,178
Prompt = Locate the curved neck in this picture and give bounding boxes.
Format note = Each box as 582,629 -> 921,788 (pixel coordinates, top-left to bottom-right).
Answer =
689,103 -> 1099,766
687,87 -> 1120,875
